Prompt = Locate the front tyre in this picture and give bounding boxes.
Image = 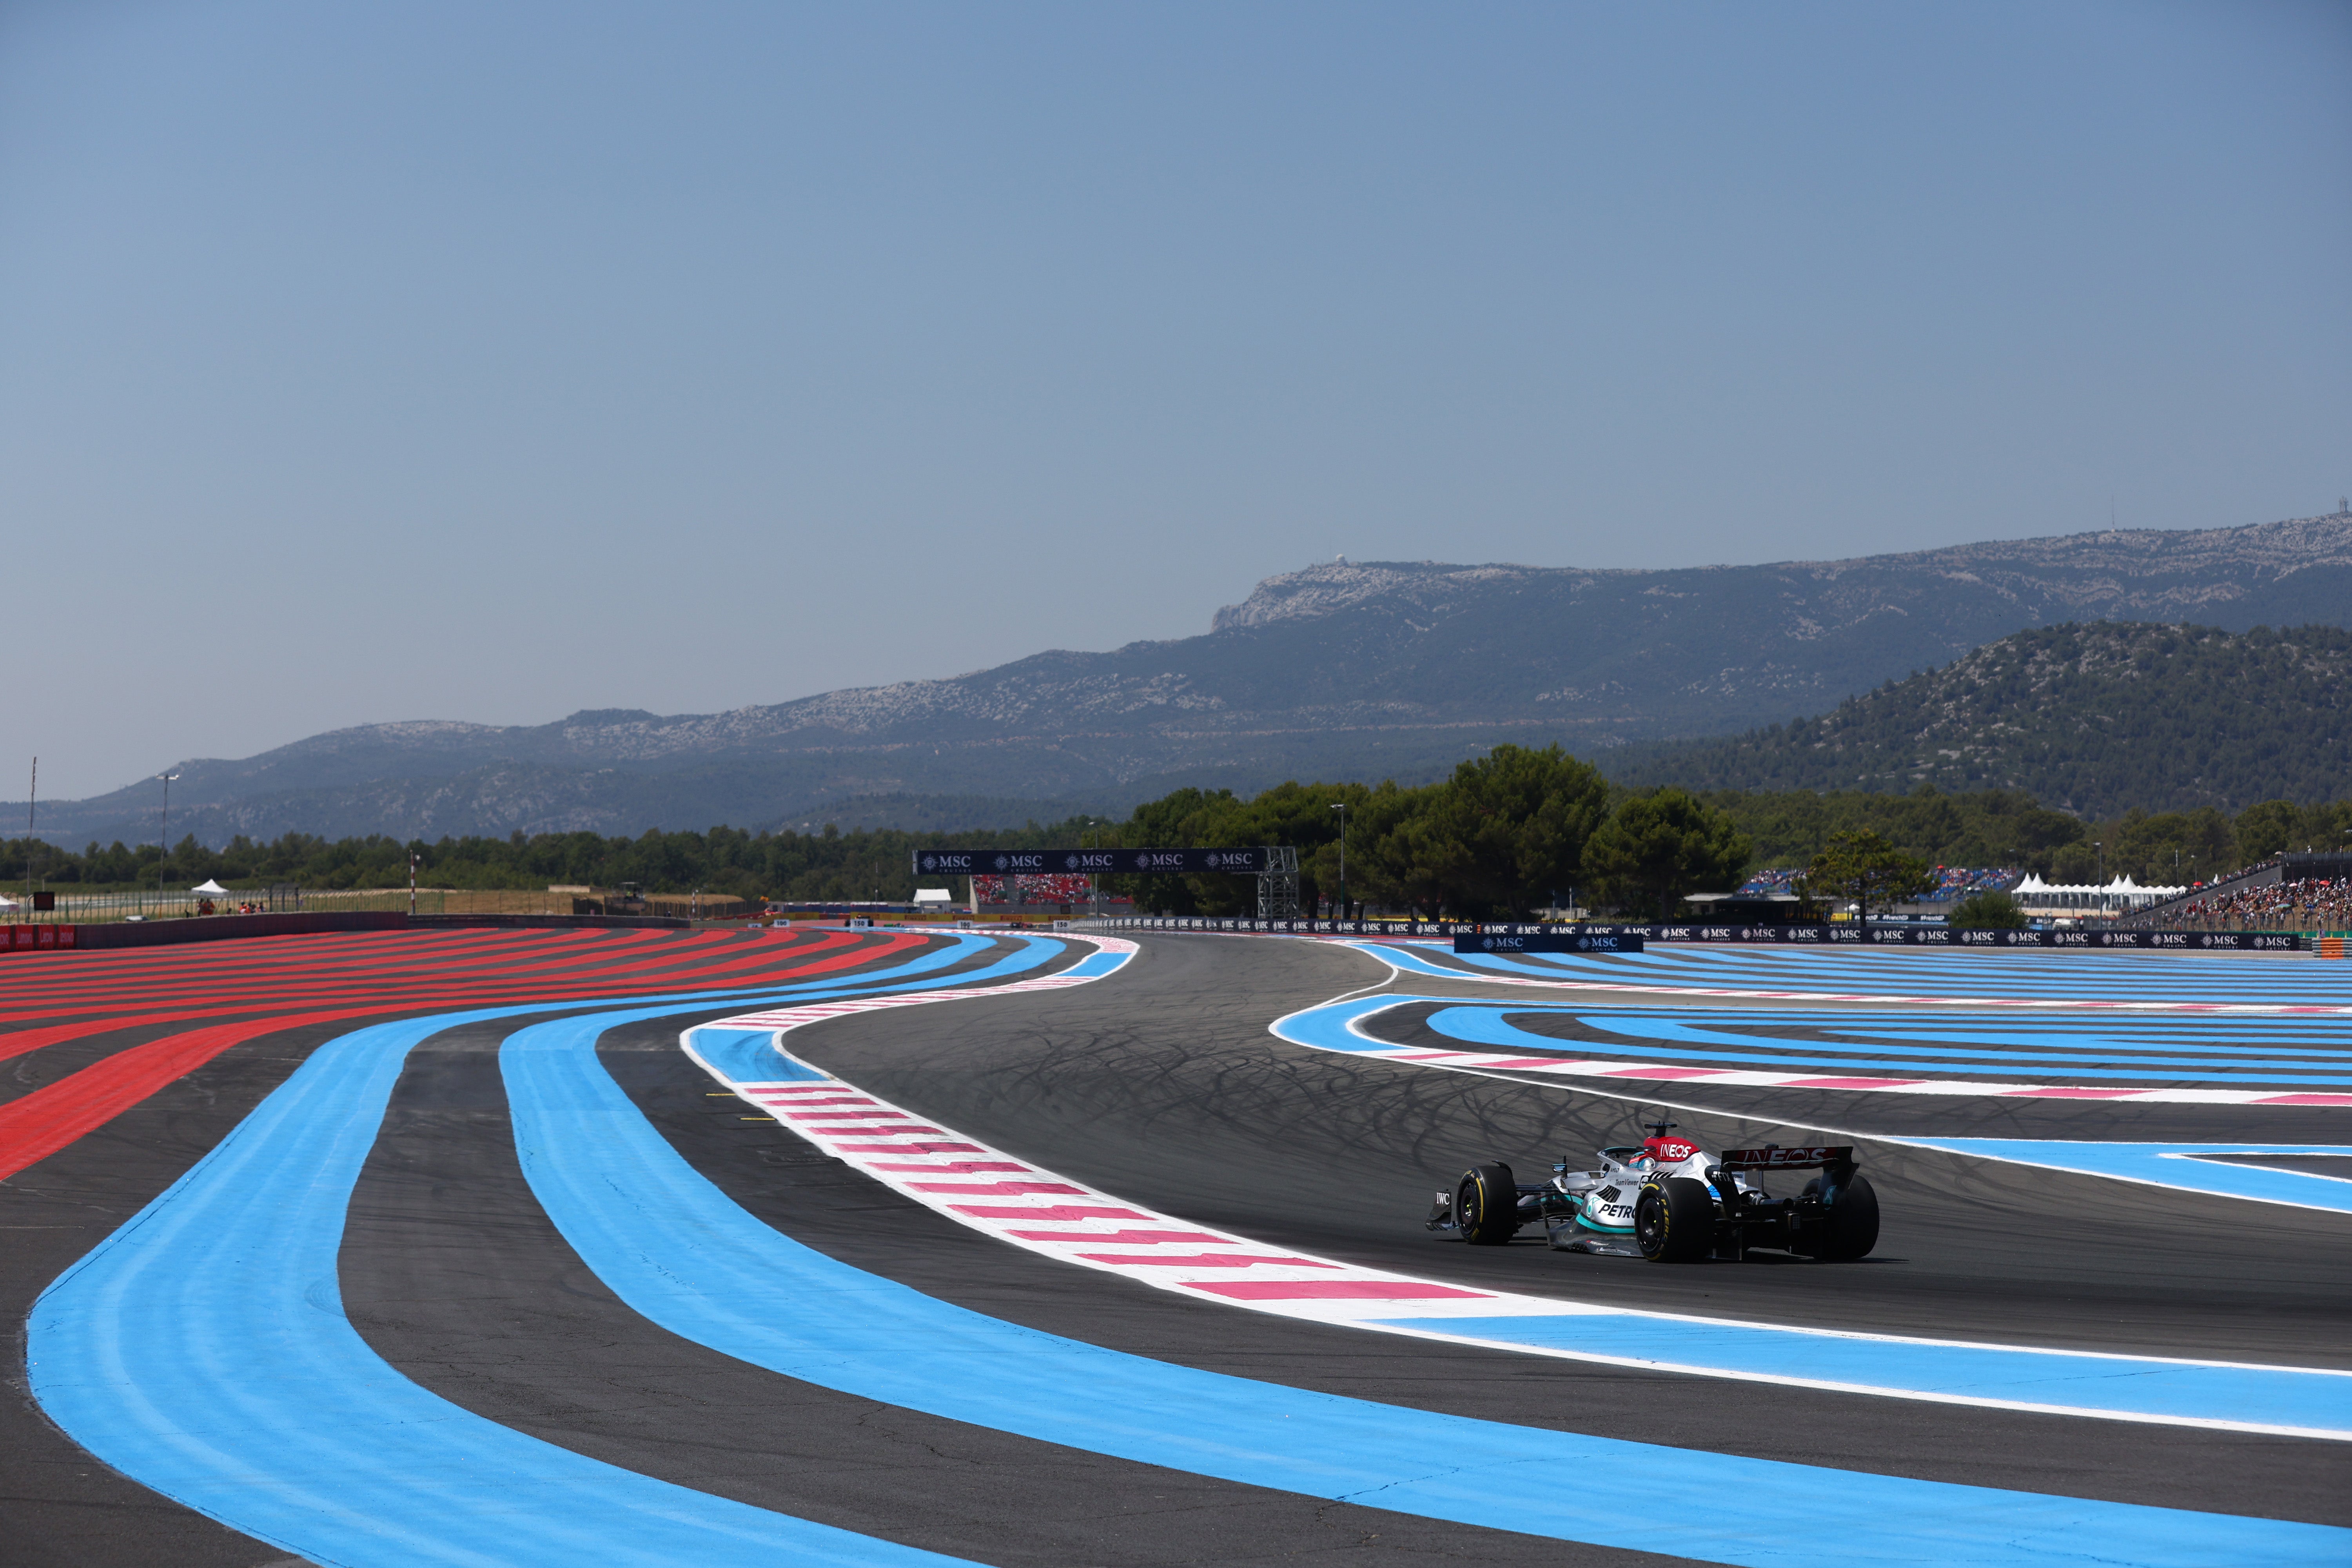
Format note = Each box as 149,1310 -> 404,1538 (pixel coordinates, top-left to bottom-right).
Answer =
1455,1163 -> 1520,1245
1634,1176 -> 1714,1263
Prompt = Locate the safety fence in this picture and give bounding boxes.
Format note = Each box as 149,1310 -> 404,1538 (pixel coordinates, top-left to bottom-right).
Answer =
0,887 -> 668,925
0,909 -> 695,956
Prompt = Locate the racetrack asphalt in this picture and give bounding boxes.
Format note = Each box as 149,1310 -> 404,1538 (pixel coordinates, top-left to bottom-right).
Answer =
5,929 -> 2347,1564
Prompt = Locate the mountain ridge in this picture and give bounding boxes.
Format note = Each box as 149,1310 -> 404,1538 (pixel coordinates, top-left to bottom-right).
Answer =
18,511 -> 2350,844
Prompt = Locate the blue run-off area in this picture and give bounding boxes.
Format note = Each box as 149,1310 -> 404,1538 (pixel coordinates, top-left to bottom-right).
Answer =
1424,1004 -> 2352,1087
29,932 -> 2352,1565
1362,938 -> 2352,1005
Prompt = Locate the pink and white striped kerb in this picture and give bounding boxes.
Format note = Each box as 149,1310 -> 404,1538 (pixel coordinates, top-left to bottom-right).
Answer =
724,1078 -> 1487,1310
688,935 -> 1486,1314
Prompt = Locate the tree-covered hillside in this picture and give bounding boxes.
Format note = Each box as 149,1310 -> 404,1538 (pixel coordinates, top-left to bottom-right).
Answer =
1608,623 -> 2352,819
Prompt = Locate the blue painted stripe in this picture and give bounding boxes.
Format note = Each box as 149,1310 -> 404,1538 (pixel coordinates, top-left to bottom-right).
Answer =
1892,1139 -> 2352,1216
1423,1007 -> 2352,1084
1365,1315 -> 2352,1430
1552,1012 -> 2352,1072
1400,943 -> 2352,1003
500,1008 -> 2352,1564
685,935 -> 1114,1081
691,1027 -> 828,1082
1271,992 -> 1441,1052
26,936 -> 1066,1568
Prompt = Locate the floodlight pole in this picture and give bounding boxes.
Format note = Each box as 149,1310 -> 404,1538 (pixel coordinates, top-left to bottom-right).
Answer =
1330,802 -> 1347,918
409,849 -> 418,916
156,772 -> 181,896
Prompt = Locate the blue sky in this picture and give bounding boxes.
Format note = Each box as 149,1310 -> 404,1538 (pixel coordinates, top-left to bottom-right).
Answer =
4,2 -> 2347,798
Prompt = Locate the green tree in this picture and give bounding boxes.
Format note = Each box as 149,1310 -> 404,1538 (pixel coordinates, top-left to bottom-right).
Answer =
2108,807 -> 2232,885
1416,744 -> 1610,919
1349,780 -> 1451,918
1798,829 -> 1936,921
1949,889 -> 2027,929
2050,842 -> 2100,884
1584,788 -> 1752,921
2232,800 -> 2301,862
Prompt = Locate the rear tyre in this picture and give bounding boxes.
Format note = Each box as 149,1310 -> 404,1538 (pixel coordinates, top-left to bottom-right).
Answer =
1815,1172 -> 1880,1260
1634,1176 -> 1714,1262
1455,1163 -> 1521,1245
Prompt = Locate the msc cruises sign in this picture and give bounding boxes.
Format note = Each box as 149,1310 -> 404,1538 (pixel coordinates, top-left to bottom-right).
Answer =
912,848 -> 1269,876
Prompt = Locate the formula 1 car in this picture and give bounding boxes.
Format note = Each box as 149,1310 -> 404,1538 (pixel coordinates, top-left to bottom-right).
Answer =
1425,1119 -> 1879,1262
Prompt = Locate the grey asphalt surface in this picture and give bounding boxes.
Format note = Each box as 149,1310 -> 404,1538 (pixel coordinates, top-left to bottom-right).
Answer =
9,929 -> 2350,1566
788,936 -> 2352,1370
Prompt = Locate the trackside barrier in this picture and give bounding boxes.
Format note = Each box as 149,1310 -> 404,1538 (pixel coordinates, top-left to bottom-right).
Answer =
2321,934 -> 2348,960
1082,916 -> 2316,952
1454,931 -> 1644,954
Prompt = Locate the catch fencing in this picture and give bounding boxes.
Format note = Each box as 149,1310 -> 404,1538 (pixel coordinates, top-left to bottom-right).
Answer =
0,887 -> 627,926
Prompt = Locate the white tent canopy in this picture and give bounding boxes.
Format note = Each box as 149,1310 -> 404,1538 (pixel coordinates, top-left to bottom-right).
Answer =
191,879 -> 231,896
2011,874 -> 2185,908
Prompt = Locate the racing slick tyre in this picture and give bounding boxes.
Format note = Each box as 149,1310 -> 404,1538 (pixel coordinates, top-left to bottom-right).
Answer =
1809,1172 -> 1880,1261
1455,1163 -> 1521,1245
1634,1176 -> 1714,1263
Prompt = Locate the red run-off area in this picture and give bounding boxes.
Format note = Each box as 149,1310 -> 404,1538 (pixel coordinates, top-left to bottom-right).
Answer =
0,927 -> 919,1181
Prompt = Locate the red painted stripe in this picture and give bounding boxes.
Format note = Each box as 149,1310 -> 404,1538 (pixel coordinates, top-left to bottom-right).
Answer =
1,927 -> 879,1010
1076,1252 -> 1340,1269
0,1010 -> 377,1180
908,1180 -> 1086,1195
0,929 -> 936,1178
807,1125 -> 951,1137
2005,1086 -> 2142,1099
1009,1229 -> 1226,1245
1593,1065 -> 1733,1080
1183,1280 -> 1487,1301
835,1141 -> 985,1154
949,1205 -> 1154,1222
1777,1076 -> 1923,1089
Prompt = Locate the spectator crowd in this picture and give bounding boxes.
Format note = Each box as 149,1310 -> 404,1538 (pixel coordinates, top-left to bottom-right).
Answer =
2149,877 -> 2351,932
971,873 -> 1127,906
1735,866 -> 2019,902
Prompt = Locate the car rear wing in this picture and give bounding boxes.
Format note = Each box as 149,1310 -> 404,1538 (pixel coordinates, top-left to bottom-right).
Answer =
1720,1144 -> 1854,1171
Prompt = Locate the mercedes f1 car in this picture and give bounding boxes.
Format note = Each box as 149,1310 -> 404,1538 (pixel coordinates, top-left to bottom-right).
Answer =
1425,1119 -> 1879,1262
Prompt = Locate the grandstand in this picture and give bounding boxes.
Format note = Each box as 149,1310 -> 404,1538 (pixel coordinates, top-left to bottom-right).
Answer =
971,873 -> 1134,912
2132,873 -> 2351,932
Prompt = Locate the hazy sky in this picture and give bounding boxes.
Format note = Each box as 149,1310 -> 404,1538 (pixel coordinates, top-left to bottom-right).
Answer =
5,2 -> 2347,799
